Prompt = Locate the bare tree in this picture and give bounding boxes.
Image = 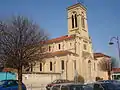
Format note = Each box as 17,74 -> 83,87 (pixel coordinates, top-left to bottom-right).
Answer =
98,58 -> 111,80
0,16 -> 48,90
111,57 -> 118,68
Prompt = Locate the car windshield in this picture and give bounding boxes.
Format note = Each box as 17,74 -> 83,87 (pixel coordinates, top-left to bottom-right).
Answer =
0,81 -> 6,86
69,85 -> 84,90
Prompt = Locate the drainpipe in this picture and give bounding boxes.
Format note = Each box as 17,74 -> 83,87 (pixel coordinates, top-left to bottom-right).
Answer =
66,59 -> 68,80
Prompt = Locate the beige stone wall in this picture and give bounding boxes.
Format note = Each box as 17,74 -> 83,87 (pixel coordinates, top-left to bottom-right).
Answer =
32,40 -> 108,83
42,39 -> 75,53
67,5 -> 89,39
94,57 -> 109,80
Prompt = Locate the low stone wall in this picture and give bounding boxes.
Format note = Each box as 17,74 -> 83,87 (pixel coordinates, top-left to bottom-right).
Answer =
15,73 -> 61,87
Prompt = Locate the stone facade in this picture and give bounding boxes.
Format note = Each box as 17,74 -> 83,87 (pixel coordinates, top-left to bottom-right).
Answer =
94,53 -> 111,80
26,3 -> 110,83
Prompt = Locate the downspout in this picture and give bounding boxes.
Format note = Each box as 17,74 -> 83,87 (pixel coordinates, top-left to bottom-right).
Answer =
66,55 -> 68,79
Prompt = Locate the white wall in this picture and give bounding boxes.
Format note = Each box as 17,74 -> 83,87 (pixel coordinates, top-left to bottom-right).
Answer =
21,74 -> 61,86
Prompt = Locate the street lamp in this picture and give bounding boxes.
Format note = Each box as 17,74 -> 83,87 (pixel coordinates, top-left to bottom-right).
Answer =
109,36 -> 120,60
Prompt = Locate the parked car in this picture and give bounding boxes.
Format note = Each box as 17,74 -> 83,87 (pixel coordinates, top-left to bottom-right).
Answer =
83,85 -> 93,90
0,80 -> 26,90
97,80 -> 120,83
87,82 -> 120,90
51,83 -> 87,90
46,79 -> 70,90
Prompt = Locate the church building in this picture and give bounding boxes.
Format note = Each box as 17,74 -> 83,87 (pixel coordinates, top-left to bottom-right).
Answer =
23,3 -> 110,84
39,3 -> 95,82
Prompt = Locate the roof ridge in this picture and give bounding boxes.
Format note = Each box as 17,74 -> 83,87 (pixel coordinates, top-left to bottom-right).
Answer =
44,35 -> 75,44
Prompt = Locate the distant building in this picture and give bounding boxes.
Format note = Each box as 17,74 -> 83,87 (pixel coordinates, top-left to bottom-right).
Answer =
112,68 -> 120,80
94,53 -> 111,80
0,68 -> 17,81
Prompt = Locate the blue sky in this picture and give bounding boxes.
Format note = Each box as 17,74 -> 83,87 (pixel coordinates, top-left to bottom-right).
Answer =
0,0 -> 120,59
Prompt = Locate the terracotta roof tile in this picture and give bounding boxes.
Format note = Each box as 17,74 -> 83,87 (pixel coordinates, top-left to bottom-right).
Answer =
112,68 -> 120,73
94,53 -> 111,59
67,3 -> 86,11
42,50 -> 78,58
43,35 -> 75,44
3,68 -> 17,72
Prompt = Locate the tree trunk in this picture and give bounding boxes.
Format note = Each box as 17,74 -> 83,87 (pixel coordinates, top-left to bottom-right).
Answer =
18,65 -> 22,90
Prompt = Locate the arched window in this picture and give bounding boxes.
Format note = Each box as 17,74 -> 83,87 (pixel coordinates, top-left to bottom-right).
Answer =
88,60 -> 91,78
48,46 -> 51,52
71,12 -> 78,28
50,62 -> 52,71
58,44 -> 61,49
61,60 -> 64,70
40,63 -> 42,71
72,15 -> 74,28
81,16 -> 85,28
75,14 -> 77,27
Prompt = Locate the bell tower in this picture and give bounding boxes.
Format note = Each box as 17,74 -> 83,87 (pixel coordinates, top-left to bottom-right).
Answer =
67,3 -> 89,39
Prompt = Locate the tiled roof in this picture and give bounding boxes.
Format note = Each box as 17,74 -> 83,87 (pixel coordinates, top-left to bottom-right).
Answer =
67,3 -> 86,11
94,53 -> 111,59
43,35 -> 75,44
3,68 -> 17,72
112,68 -> 120,73
43,50 -> 78,58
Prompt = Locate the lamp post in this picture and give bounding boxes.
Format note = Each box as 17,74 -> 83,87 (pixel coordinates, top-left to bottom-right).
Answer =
109,36 -> 120,60
109,36 -> 120,80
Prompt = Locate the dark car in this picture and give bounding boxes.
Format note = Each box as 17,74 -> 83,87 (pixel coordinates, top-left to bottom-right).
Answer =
51,83 -> 86,90
0,80 -> 26,90
98,80 -> 120,83
87,82 -> 120,90
46,79 -> 70,90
